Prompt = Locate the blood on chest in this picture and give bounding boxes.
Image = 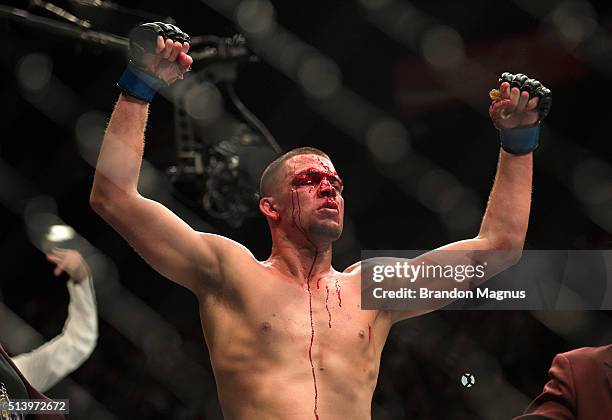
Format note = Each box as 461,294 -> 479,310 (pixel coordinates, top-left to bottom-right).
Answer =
251,284 -> 375,361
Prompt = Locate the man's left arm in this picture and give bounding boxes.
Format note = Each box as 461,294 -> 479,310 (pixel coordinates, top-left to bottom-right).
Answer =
389,73 -> 551,322
446,74 -> 551,250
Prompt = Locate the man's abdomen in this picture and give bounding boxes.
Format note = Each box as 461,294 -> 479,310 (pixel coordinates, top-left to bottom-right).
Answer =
206,313 -> 382,420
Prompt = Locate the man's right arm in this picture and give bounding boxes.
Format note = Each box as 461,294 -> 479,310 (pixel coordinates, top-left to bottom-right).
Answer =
91,94 -> 219,292
90,36 -> 237,293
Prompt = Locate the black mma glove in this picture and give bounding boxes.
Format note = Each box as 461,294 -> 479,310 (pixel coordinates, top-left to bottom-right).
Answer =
117,22 -> 191,103
494,72 -> 552,155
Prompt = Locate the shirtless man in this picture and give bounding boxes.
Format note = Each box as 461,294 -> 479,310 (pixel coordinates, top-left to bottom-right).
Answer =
90,23 -> 550,419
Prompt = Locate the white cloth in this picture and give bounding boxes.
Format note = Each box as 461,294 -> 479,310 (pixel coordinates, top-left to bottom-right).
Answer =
11,276 -> 98,392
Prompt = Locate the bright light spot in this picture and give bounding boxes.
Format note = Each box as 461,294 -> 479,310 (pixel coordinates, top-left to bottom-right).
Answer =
236,0 -> 276,35
365,118 -> 409,164
297,56 -> 341,99
421,25 -> 465,70
16,53 -> 53,92
184,82 -> 223,124
46,225 -> 76,242
550,1 -> 597,49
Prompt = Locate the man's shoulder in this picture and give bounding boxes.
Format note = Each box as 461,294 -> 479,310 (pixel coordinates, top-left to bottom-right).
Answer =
196,232 -> 263,276
197,232 -> 256,258
343,261 -> 361,274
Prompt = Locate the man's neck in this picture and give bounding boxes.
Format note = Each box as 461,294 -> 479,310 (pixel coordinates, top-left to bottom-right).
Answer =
267,239 -> 334,283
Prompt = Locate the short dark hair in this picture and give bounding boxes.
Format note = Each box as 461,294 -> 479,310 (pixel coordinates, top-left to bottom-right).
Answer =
259,147 -> 330,197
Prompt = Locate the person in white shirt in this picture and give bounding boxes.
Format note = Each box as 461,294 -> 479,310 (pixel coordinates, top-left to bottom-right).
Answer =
10,248 -> 98,393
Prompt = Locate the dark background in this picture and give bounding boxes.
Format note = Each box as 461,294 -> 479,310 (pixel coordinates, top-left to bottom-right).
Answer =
0,0 -> 611,419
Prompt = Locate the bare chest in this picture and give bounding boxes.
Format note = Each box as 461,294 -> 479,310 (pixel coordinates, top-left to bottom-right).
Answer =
201,267 -> 388,418
235,273 -> 380,359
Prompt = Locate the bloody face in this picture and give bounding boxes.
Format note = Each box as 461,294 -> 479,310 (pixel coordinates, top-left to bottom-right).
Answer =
276,154 -> 345,244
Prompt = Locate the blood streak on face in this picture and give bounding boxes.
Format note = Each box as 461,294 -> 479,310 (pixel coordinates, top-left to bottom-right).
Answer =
287,157 -> 345,245
317,157 -> 334,178
290,167 -> 344,195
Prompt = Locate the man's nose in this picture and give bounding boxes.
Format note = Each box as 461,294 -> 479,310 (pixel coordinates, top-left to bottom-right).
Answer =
317,178 -> 336,197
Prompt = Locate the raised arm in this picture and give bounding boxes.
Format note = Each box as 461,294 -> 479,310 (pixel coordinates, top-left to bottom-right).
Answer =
90,23 -> 238,293
383,73 -> 551,322
442,74 -> 550,253
12,249 -> 97,392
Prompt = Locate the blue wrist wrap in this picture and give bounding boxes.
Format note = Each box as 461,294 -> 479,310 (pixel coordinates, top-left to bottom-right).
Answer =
500,123 -> 540,155
117,63 -> 164,103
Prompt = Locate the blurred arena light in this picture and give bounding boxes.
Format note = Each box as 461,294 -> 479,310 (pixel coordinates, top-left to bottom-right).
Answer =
23,195 -> 84,252
548,0 -> 598,49
16,52 -> 53,93
235,0 -> 276,35
14,52 -> 80,125
45,224 -> 77,242
184,81 -> 224,124
421,25 -> 465,70
365,118 -> 410,164
297,56 -> 342,99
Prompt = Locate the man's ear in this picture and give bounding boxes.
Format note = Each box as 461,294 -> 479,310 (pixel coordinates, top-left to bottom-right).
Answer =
259,197 -> 280,221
